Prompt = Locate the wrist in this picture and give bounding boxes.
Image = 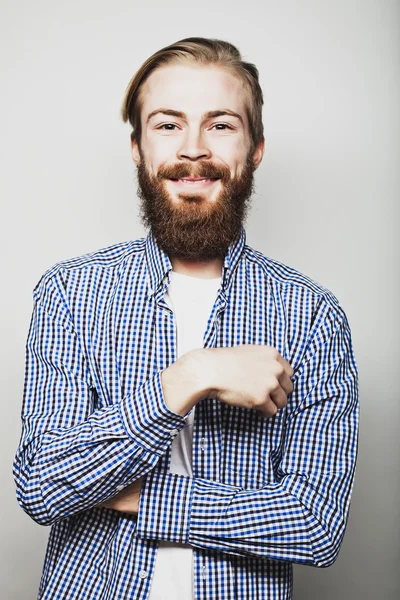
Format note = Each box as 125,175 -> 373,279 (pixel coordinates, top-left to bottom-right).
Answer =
161,348 -> 215,416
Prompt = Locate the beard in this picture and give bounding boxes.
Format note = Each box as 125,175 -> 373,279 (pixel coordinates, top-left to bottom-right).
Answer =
136,150 -> 256,261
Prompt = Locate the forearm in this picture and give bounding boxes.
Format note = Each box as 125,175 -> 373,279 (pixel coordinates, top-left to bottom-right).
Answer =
14,372 -> 186,525
136,465 -> 354,567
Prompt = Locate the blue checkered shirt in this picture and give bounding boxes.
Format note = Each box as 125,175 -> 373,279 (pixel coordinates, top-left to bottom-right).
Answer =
14,227 -> 359,599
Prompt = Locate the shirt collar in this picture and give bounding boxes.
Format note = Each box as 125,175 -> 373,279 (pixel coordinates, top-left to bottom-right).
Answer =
144,227 -> 246,298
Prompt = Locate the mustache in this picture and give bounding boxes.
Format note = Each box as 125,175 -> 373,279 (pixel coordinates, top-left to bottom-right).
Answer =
157,161 -> 231,181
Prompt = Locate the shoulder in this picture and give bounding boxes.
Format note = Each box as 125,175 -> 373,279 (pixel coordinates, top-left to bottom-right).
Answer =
243,244 -> 345,320
33,238 -> 146,300
49,238 -> 145,272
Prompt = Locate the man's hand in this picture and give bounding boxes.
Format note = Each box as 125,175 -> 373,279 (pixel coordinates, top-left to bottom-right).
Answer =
98,477 -> 142,514
162,344 -> 294,418
205,345 -> 294,417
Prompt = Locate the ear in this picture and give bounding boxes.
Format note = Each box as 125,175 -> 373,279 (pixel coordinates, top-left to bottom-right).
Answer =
130,133 -> 141,166
252,137 -> 265,170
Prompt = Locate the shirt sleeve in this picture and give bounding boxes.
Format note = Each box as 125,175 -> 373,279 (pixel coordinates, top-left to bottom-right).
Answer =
135,305 -> 359,568
13,273 -> 186,526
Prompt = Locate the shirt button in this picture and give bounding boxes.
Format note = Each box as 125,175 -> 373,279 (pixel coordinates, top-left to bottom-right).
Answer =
139,569 -> 148,579
170,428 -> 179,436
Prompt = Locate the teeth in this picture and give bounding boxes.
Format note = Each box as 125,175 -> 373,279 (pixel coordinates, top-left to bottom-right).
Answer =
181,179 -> 208,182
170,178 -> 219,184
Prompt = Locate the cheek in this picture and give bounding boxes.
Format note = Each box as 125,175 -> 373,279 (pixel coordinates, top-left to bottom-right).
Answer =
211,140 -> 248,168
144,143 -> 175,174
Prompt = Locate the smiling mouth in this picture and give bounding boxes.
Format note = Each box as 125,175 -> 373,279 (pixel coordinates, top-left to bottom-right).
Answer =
169,177 -> 220,186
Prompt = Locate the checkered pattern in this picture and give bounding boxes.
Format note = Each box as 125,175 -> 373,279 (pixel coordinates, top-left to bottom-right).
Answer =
13,227 -> 359,599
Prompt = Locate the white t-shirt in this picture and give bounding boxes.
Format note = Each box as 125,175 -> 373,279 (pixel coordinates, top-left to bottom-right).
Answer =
148,270 -> 222,600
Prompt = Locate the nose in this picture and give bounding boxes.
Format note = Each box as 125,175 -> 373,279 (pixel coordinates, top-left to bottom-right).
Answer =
177,128 -> 211,161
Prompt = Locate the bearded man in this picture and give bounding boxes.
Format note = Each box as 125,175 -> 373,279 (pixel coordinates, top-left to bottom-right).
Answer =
14,37 -> 359,600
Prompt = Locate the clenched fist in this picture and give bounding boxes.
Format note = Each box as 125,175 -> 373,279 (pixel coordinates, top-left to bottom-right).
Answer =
162,344 -> 294,418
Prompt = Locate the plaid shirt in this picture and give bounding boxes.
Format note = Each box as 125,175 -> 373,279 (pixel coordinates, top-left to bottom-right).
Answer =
14,228 -> 359,600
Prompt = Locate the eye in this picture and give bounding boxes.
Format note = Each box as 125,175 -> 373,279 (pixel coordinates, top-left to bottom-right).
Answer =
212,123 -> 234,130
157,123 -> 178,131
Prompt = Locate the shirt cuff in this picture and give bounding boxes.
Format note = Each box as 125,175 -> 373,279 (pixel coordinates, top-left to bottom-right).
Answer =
135,470 -> 242,545
119,372 -> 187,455
136,470 -> 193,543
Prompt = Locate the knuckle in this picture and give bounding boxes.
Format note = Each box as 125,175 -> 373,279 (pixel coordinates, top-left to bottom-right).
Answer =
270,377 -> 280,391
275,363 -> 284,377
253,395 -> 264,408
270,347 -> 280,359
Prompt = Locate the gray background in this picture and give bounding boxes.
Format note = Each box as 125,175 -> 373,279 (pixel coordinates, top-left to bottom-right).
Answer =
1,0 -> 399,598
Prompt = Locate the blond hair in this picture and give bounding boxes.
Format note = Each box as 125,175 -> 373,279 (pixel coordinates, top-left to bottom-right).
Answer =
121,37 -> 264,153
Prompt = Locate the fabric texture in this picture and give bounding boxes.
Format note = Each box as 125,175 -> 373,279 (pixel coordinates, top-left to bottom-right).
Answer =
13,227 -> 359,600
149,270 -> 221,599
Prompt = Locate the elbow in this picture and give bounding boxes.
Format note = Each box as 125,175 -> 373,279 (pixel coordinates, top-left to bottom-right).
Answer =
311,528 -> 344,568
15,485 -> 54,527
13,462 -> 54,527
313,552 -> 339,569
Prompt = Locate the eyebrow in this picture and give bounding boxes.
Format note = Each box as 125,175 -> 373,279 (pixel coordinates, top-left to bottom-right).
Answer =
146,108 -> 244,127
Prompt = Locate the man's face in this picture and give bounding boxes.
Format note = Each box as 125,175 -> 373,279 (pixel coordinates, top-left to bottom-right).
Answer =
131,63 -> 264,260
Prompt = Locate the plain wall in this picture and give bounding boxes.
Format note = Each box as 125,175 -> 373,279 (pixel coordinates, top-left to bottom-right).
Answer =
1,1 -> 399,598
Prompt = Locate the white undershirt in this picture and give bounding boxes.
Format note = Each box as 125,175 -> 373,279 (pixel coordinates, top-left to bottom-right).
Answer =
148,270 -> 222,600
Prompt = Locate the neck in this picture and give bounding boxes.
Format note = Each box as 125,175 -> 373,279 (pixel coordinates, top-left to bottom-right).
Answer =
170,256 -> 223,279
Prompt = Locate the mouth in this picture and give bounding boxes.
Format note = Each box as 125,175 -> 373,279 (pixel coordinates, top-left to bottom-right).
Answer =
169,177 -> 220,188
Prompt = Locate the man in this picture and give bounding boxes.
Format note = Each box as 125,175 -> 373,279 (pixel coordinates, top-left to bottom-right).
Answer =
14,37 -> 359,600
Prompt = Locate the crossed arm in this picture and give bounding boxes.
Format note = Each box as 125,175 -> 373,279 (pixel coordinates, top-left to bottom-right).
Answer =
99,343 -> 295,514
14,277 -> 359,567
101,316 -> 359,566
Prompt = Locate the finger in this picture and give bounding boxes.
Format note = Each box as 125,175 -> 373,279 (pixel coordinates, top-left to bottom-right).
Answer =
258,397 -> 279,418
270,385 -> 288,409
278,371 -> 294,396
276,354 -> 294,378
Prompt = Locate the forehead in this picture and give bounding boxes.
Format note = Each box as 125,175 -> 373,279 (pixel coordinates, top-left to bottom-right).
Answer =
140,63 -> 249,122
